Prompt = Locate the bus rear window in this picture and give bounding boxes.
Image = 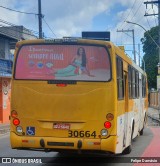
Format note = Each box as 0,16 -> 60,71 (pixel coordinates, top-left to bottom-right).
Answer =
15,44 -> 111,81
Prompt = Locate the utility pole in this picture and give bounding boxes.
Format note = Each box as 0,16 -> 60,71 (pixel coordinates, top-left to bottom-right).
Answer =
117,29 -> 136,63
38,0 -> 43,39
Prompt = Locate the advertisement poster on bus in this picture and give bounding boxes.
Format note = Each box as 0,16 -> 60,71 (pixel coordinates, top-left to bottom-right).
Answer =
15,45 -> 111,81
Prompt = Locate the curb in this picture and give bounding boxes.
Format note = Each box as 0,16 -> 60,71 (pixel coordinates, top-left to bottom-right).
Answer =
147,114 -> 160,124
0,128 -> 10,135
0,124 -> 10,135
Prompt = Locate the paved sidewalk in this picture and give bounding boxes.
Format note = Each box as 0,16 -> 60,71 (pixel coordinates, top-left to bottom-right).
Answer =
134,127 -> 160,166
147,107 -> 160,122
0,123 -> 10,135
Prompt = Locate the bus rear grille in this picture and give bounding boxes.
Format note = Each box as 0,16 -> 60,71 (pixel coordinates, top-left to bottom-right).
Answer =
47,142 -> 74,147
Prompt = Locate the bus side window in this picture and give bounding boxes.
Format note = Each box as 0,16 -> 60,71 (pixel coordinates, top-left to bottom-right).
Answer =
135,71 -> 139,98
128,66 -> 132,99
132,68 -> 136,99
116,56 -> 124,100
144,77 -> 146,97
142,75 -> 146,98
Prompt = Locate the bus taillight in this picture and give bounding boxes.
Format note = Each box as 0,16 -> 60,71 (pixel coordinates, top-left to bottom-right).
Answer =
104,121 -> 111,129
56,84 -> 67,87
11,110 -> 18,118
13,118 -> 20,126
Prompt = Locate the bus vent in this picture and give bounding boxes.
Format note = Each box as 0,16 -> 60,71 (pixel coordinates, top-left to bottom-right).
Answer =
48,80 -> 77,84
47,142 -> 74,147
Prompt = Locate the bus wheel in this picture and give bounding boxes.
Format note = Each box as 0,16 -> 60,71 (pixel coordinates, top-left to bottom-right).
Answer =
140,128 -> 143,135
122,144 -> 132,154
140,115 -> 146,136
122,124 -> 134,154
122,133 -> 132,155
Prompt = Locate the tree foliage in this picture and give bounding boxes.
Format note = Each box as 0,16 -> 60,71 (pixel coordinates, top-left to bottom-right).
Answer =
141,26 -> 159,89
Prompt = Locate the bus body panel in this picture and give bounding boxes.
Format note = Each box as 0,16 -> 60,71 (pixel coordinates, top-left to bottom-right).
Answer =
10,39 -> 148,154
10,131 -> 116,153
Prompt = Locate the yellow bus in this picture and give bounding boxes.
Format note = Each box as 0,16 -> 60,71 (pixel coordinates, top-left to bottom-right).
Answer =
10,38 -> 148,154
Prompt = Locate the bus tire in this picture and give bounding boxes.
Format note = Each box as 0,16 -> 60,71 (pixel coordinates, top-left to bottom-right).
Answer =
122,133 -> 132,154
122,122 -> 134,155
140,128 -> 143,135
122,131 -> 132,154
140,115 -> 146,136
123,144 -> 132,154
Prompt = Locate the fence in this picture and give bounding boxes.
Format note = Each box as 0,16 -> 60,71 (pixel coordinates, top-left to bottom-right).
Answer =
149,91 -> 159,109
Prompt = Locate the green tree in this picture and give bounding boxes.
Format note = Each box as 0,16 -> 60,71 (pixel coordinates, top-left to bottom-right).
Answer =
141,26 -> 159,89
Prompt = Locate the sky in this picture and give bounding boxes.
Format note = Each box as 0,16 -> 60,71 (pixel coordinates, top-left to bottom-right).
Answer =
0,0 -> 158,63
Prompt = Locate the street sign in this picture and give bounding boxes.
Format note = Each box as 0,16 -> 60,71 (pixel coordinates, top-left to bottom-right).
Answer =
82,31 -> 110,41
0,59 -> 12,77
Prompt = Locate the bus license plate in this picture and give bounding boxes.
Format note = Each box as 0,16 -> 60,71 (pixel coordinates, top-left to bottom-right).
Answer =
53,123 -> 70,130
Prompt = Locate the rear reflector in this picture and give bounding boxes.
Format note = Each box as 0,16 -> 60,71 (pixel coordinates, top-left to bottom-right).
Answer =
22,140 -> 28,143
93,142 -> 100,145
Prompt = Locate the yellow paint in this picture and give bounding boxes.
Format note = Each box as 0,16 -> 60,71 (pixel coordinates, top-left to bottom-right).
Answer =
10,39 -> 148,154
118,46 -> 125,51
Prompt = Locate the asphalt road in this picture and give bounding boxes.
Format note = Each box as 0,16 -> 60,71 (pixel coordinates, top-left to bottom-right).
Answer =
0,118 -> 156,166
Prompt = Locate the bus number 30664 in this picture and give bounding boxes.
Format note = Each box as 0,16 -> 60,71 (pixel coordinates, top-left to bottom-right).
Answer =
68,130 -> 96,138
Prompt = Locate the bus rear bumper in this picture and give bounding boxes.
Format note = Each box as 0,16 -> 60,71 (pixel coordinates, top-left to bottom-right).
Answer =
10,132 -> 116,153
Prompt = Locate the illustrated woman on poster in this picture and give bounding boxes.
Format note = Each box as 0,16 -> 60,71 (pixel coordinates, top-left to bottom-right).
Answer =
53,47 -> 94,77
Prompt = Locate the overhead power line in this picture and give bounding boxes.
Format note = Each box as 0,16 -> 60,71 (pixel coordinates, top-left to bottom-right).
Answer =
0,18 -> 39,35
43,18 -> 57,38
0,18 -> 38,38
0,5 -> 38,15
0,4 -> 57,39
146,17 -> 151,29
117,29 -> 136,63
129,1 -> 143,22
153,9 -> 158,25
122,0 -> 144,30
0,18 -> 17,27
118,0 -> 138,29
0,24 -> 38,39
